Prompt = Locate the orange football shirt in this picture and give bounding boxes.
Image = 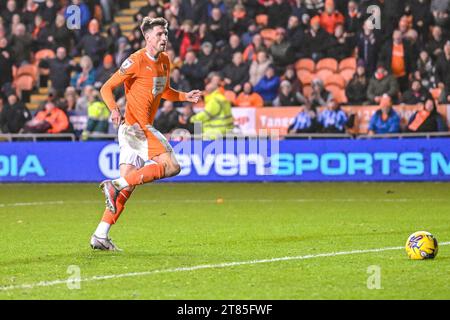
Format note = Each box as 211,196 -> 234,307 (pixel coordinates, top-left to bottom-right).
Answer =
101,48 -> 186,129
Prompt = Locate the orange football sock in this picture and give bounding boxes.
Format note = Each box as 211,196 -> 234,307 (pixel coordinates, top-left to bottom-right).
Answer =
124,163 -> 165,186
101,189 -> 132,225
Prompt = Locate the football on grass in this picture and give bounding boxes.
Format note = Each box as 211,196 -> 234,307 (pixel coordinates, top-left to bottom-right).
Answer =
405,231 -> 439,260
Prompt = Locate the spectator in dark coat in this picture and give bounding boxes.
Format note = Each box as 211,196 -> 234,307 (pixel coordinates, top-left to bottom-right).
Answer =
0,37 -> 13,95
134,0 -> 164,22
267,0 -> 292,28
154,100 -> 179,134
301,15 -> 332,61
343,0 -> 361,47
181,50 -> 207,89
416,50 -> 436,90
345,61 -> 369,105
94,54 -> 115,89
409,0 -> 433,43
273,80 -> 307,106
216,34 -> 244,68
39,0 -> 58,25
435,41 -> 450,103
9,23 -> 33,66
170,67 -> 191,107
114,37 -> 132,67
105,23 -> 122,55
426,26 -> 447,60
176,103 -> 196,133
230,4 -> 252,36
22,0 -> 40,29
73,19 -> 107,68
50,13 -> 74,52
222,52 -> 249,93
327,23 -> 353,60
269,28 -> 295,74
357,19 -> 379,76
0,93 -> 32,133
402,80 -> 430,104
207,7 -> 229,45
179,0 -> 208,24
367,64 -> 400,104
197,41 -> 218,75
31,14 -> 53,51
286,15 -> 306,60
39,47 -> 76,97
291,0 -> 309,21
407,98 -> 448,132
1,0 -> 20,27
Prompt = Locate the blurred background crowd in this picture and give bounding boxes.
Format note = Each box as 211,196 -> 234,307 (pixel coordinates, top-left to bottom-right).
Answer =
0,0 -> 449,138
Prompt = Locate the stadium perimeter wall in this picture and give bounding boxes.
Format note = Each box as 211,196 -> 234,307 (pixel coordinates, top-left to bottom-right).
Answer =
0,139 -> 449,182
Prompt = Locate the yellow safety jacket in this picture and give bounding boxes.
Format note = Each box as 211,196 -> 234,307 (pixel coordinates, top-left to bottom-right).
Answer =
190,90 -> 234,139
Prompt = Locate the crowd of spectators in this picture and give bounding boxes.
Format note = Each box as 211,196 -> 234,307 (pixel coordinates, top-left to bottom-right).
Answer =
0,0 -> 449,138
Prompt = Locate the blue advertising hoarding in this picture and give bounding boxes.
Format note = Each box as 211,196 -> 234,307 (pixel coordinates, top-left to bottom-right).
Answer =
0,139 -> 449,182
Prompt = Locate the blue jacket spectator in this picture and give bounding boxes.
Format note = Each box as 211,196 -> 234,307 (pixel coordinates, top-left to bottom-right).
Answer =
318,99 -> 348,133
71,55 -> 96,91
64,0 -> 91,30
253,66 -> 280,105
368,96 -> 401,134
288,105 -> 317,133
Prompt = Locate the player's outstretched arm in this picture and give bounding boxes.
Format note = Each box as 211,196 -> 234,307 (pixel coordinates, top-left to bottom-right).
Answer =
162,87 -> 202,104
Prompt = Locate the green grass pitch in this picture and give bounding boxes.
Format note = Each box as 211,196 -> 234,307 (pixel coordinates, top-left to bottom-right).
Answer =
0,182 -> 449,300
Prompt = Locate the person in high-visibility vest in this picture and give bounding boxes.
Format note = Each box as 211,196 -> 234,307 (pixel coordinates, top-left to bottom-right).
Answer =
190,81 -> 234,139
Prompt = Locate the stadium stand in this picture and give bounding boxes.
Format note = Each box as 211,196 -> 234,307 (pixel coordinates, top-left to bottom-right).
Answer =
0,0 -> 449,140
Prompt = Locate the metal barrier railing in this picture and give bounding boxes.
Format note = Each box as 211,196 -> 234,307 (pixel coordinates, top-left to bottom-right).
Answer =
0,133 -> 76,142
357,132 -> 450,139
0,132 -> 449,142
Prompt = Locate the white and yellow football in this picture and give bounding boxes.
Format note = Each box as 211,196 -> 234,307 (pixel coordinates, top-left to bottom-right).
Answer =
405,231 -> 439,260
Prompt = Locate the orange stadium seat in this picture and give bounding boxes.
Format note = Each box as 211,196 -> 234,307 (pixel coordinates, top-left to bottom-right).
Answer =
14,75 -> 34,97
296,69 -> 313,86
295,58 -> 316,72
16,64 -> 38,83
295,58 -> 315,72
34,49 -> 55,64
314,69 -> 334,82
340,69 -> 355,83
325,74 -> 346,88
316,58 -> 338,72
339,57 -> 356,71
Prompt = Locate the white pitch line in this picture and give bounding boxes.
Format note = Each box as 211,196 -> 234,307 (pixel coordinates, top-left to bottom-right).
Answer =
1,242 -> 449,292
0,198 -> 449,208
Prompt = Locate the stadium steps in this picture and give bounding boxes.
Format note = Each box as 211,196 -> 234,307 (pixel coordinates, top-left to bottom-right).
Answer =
27,87 -> 50,111
130,1 -> 147,9
114,16 -> 134,24
118,0 -> 142,37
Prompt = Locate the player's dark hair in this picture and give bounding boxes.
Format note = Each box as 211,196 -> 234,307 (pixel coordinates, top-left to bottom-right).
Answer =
140,17 -> 168,36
